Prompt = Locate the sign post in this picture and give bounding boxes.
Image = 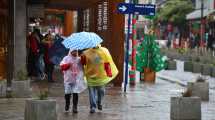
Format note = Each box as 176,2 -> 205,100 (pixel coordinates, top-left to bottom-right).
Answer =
117,3 -> 155,15
117,2 -> 156,92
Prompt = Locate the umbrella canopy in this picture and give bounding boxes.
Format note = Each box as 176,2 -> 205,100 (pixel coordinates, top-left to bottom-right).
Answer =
49,35 -> 69,65
62,32 -> 103,50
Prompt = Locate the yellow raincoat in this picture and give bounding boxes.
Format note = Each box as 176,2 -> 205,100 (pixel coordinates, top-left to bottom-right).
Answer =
82,47 -> 118,86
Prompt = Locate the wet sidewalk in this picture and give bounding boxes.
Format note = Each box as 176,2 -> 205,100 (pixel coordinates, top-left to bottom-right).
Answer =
0,79 -> 185,120
0,71 -> 215,120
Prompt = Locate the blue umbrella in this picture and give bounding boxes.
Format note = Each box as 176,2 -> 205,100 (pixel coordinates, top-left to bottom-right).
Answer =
62,32 -> 103,50
49,36 -> 69,65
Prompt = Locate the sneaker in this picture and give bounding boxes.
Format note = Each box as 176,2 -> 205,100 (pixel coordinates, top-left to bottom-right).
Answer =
98,105 -> 102,111
90,108 -> 96,113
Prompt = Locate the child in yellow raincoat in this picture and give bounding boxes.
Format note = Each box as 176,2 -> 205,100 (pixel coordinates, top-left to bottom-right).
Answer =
81,45 -> 118,113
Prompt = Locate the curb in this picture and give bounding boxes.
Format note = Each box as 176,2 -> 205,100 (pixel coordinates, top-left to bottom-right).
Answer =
157,74 -> 187,87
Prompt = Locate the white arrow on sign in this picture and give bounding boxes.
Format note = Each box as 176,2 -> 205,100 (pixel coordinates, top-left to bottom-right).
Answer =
119,5 -> 127,12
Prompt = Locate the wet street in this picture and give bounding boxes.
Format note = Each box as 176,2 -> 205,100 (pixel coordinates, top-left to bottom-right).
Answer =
1,77 -> 214,120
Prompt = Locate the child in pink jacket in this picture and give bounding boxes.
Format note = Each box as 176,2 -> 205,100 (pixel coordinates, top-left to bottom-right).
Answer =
60,50 -> 86,113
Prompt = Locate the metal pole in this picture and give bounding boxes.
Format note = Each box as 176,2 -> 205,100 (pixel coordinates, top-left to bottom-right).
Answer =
129,0 -> 138,86
124,0 -> 132,92
200,0 -> 204,48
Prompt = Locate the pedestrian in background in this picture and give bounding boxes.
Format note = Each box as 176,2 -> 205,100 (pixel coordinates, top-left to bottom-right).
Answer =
81,45 -> 118,113
43,33 -> 55,82
60,50 -> 87,113
27,28 -> 45,80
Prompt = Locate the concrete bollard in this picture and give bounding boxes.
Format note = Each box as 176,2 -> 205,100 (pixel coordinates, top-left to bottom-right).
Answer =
12,80 -> 31,98
170,97 -> 201,120
25,99 -> 57,120
184,61 -> 193,72
187,82 -> 209,101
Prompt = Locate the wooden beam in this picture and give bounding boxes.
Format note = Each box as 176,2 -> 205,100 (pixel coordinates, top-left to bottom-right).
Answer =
0,8 -> 7,16
64,11 -> 74,36
108,0 -> 125,87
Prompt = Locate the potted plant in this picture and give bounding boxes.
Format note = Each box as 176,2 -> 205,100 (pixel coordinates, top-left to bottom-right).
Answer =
170,89 -> 201,120
136,33 -> 167,83
12,68 -> 31,98
25,80 -> 57,120
187,76 -> 209,101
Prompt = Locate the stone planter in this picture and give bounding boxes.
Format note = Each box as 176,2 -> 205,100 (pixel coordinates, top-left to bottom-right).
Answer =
211,67 -> 215,77
182,55 -> 191,61
0,80 -> 6,97
25,99 -> 57,120
12,80 -> 31,98
170,97 -> 201,120
184,61 -> 193,72
192,62 -> 202,73
187,82 -> 209,101
166,60 -> 177,70
201,64 -> 212,76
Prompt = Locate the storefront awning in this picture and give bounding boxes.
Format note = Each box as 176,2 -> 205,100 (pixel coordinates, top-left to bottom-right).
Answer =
28,0 -> 102,10
186,9 -> 215,20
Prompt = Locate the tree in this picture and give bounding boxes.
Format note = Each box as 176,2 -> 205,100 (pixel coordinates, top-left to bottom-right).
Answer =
154,0 -> 194,34
136,33 -> 167,72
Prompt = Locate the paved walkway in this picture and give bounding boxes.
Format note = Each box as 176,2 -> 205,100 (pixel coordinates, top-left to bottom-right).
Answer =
0,63 -> 214,120
0,79 -> 185,120
157,60 -> 215,120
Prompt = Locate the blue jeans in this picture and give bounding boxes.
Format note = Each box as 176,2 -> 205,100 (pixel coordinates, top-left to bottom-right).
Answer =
88,86 -> 105,110
35,54 -> 45,79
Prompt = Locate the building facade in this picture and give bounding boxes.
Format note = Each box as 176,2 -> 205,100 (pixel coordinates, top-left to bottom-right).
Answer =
0,0 -> 125,96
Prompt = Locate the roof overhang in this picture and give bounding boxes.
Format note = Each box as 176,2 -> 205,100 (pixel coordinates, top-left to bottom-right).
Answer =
28,0 -> 103,10
186,9 -> 215,20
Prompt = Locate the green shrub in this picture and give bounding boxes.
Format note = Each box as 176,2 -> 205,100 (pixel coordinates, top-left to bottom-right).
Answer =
16,69 -> 28,81
177,48 -> 186,54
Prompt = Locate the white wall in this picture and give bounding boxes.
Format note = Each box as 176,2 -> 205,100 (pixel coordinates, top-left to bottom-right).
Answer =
195,0 -> 214,10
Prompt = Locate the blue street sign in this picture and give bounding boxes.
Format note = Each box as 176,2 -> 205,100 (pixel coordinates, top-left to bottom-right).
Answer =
117,3 -> 134,14
134,4 -> 155,16
117,3 -> 156,16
